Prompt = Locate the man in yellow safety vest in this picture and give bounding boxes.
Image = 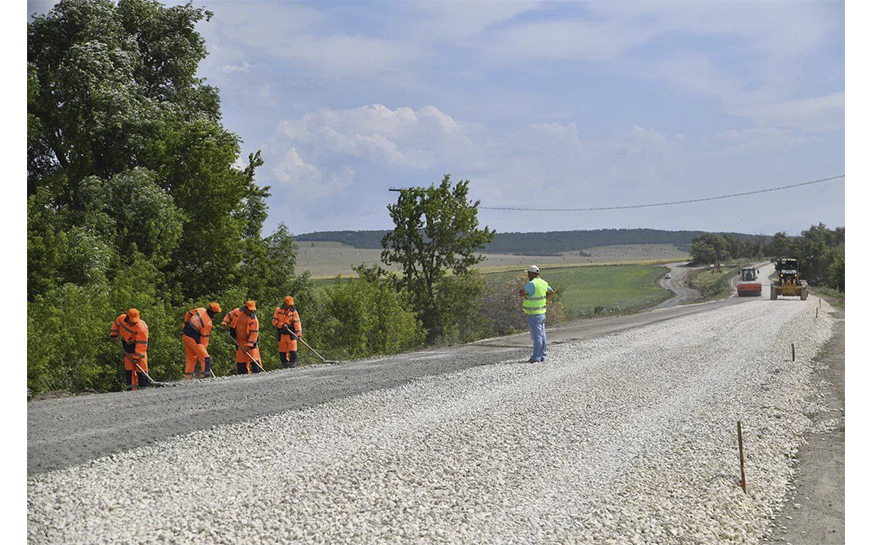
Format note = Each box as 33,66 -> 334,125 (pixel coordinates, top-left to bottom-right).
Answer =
519,265 -> 554,363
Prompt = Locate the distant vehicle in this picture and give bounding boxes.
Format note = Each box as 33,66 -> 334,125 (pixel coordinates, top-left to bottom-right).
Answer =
737,266 -> 762,297
771,258 -> 808,300
664,272 -> 671,279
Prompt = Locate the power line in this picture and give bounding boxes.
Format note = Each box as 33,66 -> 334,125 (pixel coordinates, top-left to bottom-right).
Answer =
477,175 -> 844,212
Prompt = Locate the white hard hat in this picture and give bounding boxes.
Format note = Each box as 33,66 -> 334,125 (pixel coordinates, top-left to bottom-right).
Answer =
527,265 -> 540,274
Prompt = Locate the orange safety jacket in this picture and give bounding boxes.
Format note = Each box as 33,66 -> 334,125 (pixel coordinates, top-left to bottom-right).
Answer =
222,307 -> 244,336
110,314 -> 149,362
272,306 -> 302,338
183,307 -> 213,345
235,311 -> 259,349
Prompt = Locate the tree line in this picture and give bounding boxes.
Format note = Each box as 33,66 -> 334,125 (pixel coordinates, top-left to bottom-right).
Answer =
297,228 -> 756,256
690,224 -> 845,290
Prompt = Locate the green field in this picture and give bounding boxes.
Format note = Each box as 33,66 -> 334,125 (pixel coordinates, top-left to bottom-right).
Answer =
485,264 -> 671,318
311,263 -> 673,318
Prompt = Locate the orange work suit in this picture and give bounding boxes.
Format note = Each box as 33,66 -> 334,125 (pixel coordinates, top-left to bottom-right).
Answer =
272,306 -> 302,368
234,311 -> 261,374
183,307 -> 213,379
110,314 -> 150,390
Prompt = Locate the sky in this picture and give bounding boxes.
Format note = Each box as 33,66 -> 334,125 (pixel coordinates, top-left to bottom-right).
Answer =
27,0 -> 846,236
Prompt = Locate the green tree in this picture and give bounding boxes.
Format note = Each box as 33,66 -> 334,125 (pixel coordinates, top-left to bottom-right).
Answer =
690,233 -> 730,265
381,175 -> 495,341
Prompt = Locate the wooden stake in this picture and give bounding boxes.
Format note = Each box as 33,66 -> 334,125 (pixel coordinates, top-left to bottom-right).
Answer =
737,421 -> 747,493
816,308 -> 819,318
792,343 -> 795,362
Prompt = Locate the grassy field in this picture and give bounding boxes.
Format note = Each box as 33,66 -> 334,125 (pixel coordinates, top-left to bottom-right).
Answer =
297,241 -> 689,279
311,262 -> 673,318
485,264 -> 671,318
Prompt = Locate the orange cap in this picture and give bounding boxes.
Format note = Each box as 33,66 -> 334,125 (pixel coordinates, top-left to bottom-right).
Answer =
245,300 -> 257,311
283,296 -> 294,306
208,302 -> 222,313
127,308 -> 140,322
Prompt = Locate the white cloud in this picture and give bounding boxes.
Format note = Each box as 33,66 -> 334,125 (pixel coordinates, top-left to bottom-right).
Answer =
276,104 -> 483,170
221,62 -> 251,74
734,93 -> 845,132
272,149 -> 354,200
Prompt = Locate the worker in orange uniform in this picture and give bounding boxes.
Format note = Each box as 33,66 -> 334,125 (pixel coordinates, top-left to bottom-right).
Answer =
183,302 -> 221,379
109,308 -> 150,390
234,300 -> 262,375
272,296 -> 303,368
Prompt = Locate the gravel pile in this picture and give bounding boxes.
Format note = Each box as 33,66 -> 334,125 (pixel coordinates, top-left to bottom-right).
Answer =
28,299 -> 834,543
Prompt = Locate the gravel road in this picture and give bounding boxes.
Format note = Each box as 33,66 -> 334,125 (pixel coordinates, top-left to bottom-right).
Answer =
28,297 -> 834,543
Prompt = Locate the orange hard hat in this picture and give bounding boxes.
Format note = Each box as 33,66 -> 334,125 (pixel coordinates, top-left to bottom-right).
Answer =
245,300 -> 257,311
127,308 -> 140,322
283,296 -> 294,306
208,302 -> 222,313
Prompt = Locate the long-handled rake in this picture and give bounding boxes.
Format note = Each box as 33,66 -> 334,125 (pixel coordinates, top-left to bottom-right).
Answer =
230,334 -> 267,373
283,326 -> 339,364
115,343 -> 172,388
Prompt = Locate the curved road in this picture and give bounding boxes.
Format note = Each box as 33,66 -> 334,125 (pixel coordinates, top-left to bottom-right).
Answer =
29,276 -> 776,476
655,261 -> 702,308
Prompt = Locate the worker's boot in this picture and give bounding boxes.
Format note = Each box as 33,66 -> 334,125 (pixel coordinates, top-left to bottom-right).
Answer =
124,370 -> 134,391
279,352 -> 289,369
289,351 -> 298,368
137,372 -> 150,388
203,357 -> 212,378
237,363 -> 248,375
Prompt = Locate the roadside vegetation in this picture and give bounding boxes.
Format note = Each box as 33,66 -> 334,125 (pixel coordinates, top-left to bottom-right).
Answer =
686,263 -> 743,302
690,224 -> 845,292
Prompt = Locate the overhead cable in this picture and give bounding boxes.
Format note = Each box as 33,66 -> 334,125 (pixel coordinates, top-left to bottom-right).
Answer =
477,175 -> 845,212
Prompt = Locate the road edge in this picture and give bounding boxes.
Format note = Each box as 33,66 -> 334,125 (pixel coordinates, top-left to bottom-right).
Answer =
762,298 -> 845,544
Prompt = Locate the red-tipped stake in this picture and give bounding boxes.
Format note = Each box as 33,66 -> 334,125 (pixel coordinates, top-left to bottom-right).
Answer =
737,421 -> 747,493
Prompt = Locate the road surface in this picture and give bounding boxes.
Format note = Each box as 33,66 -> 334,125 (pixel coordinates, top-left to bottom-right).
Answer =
28,294 -> 837,543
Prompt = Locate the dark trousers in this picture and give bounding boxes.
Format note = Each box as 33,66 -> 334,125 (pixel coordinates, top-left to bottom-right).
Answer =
124,370 -> 150,389
280,351 -> 298,368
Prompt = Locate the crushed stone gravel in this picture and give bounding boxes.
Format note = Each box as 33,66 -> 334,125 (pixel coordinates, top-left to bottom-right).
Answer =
28,298 -> 834,543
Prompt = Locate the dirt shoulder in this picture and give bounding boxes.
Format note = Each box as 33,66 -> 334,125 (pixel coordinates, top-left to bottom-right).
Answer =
762,299 -> 844,544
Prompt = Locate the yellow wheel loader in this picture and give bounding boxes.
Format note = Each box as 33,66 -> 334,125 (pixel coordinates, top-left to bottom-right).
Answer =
770,258 -> 808,300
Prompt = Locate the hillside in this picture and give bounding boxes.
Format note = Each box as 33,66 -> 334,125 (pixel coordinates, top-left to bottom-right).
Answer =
295,228 -> 761,256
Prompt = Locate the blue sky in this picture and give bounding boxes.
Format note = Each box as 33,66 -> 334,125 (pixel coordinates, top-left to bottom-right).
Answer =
28,1 -> 846,236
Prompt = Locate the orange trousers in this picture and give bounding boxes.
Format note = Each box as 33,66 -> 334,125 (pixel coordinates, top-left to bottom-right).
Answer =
183,335 -> 210,378
278,333 -> 297,353
124,354 -> 148,389
236,345 -> 261,373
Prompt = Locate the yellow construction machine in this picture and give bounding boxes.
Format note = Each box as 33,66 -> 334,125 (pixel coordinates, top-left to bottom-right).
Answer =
770,258 -> 808,300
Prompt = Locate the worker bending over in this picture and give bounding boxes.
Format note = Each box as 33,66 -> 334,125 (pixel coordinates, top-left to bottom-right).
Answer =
110,308 -> 150,390
234,300 -> 262,375
519,265 -> 554,363
182,303 -> 221,379
272,296 -> 303,368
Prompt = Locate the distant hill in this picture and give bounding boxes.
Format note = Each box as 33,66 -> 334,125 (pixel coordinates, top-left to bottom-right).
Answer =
296,228 -> 762,256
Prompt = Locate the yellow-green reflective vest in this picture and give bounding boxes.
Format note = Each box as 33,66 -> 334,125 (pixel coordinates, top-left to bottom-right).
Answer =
523,277 -> 549,315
